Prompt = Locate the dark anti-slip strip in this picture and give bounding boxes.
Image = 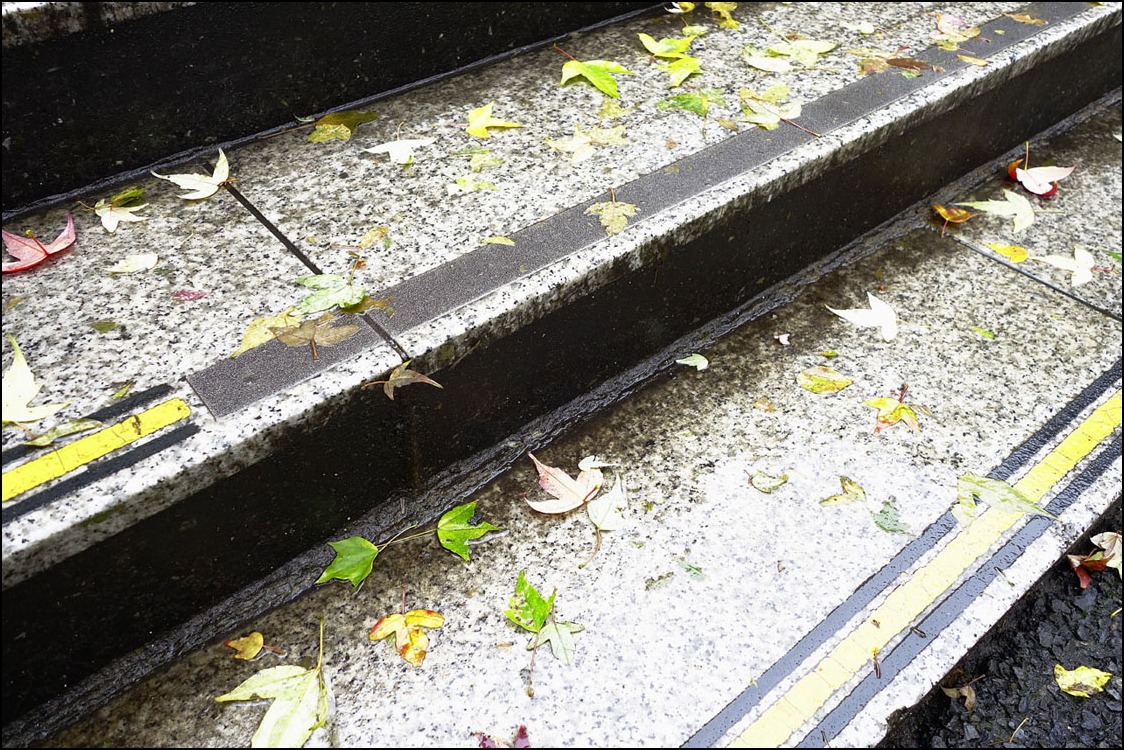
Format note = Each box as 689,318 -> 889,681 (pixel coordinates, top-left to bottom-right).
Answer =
798,432 -> 1123,747
682,360 -> 1121,747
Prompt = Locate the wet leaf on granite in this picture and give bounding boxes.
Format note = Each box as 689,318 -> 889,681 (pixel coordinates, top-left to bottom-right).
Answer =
316,536 -> 380,588
152,149 -> 230,200
826,292 -> 898,340
953,473 -> 1056,526
307,109 -> 377,142
466,102 -> 523,138
2,213 -> 77,273
546,124 -> 627,164
22,417 -> 101,446
956,190 -> 1036,233
820,476 -> 866,506
92,187 -> 148,233
231,307 -> 302,358
370,608 -> 444,667
797,365 -> 853,394
585,192 -> 639,236
271,312 -> 360,361
2,334 -> 69,426
361,137 -> 435,166
525,452 -> 602,513
558,53 -> 633,99
436,500 -> 500,562
1035,245 -> 1095,287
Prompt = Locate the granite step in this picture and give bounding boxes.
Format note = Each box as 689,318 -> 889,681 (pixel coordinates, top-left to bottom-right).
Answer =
2,1 -> 1121,743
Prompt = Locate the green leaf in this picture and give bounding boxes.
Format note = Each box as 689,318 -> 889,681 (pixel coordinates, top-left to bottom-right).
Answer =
308,110 -> 378,142
969,326 -> 996,340
448,176 -> 498,195
504,570 -> 555,633
676,353 -> 709,371
560,59 -> 634,99
215,620 -> 328,748
749,471 -> 788,493
293,274 -> 366,315
740,86 -> 802,130
23,417 -> 102,447
2,334 -> 69,425
466,102 -> 523,138
316,536 -> 379,588
585,198 -> 639,236
469,152 -> 504,172
1106,249 -> 1121,263
796,366 -> 852,394
657,89 -> 726,118
660,55 -> 702,86
768,38 -> 837,67
638,32 -> 695,58
871,497 -> 911,534
821,476 -> 865,506
436,501 -> 500,561
863,397 -> 920,433
742,46 -> 792,72
954,473 -> 1055,525
529,618 -> 584,665
90,320 -> 118,334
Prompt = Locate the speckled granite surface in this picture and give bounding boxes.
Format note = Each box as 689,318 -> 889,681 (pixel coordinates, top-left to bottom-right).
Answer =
41,218 -> 1121,748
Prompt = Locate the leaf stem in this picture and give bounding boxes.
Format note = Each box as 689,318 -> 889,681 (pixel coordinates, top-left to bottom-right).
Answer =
553,44 -> 577,61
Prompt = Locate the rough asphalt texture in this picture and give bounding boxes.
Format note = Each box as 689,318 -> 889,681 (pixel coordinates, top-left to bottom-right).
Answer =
882,499 -> 1122,748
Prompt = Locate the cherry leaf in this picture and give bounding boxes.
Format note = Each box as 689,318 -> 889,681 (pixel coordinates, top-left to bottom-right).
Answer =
2,214 -> 77,273
560,59 -> 633,99
2,334 -> 70,425
826,292 -> 898,341
466,102 -> 523,138
526,452 -> 602,514
151,149 -> 230,200
436,500 -> 500,561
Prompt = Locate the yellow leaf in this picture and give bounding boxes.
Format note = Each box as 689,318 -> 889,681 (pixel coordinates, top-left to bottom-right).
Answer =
1054,664 -> 1112,698
369,609 -> 445,666
225,632 -> 265,660
231,308 -> 302,358
480,236 -> 515,245
957,54 -> 989,67
982,242 -> 1029,263
466,102 -> 523,138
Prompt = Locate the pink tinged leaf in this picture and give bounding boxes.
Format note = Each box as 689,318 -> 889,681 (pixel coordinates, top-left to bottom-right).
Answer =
172,290 -> 210,302
1015,165 -> 1075,195
514,726 -> 531,748
2,214 -> 76,273
526,453 -> 602,514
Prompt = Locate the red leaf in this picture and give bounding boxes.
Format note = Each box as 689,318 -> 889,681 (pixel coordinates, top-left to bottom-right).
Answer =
2,214 -> 76,273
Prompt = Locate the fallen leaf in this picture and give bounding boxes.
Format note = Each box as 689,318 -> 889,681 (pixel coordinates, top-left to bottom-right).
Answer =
826,292 -> 898,340
106,253 -> 159,275
797,365 -> 853,394
657,88 -> 726,118
969,326 -> 996,340
742,46 -> 792,73
957,54 -> 989,67
1005,13 -> 1047,26
705,1 -> 740,29
1067,531 -> 1121,588
530,619 -> 584,665
370,609 -> 444,666
172,290 -> 209,302
941,683 -> 977,710
293,273 -> 365,315
215,620 -> 329,748
504,570 -> 556,633
739,85 -> 801,130
22,417 -> 101,446
1015,164 -> 1075,195
466,102 -> 524,138
436,500 -> 500,561
578,455 -> 617,471
151,149 -> 230,200
316,536 -> 379,588
545,124 -> 627,164
361,138 -> 435,165
474,725 -> 531,749
638,32 -> 695,58
90,320 -> 118,334
585,196 -> 639,236
586,474 -> 626,531
271,313 -> 360,360
676,353 -> 709,371
931,12 -> 979,50
1037,245 -> 1094,287
232,308 -> 302,358
660,55 -> 703,86
560,58 -> 634,99
982,242 -> 1029,263
953,472 -> 1055,526
3,214 -> 77,273
448,176 -> 499,195
1054,664 -> 1112,698
308,110 -> 378,142
225,632 -> 265,660
3,334 -> 69,425
957,189 -> 1036,232
481,236 -> 515,246
821,476 -> 866,506
767,38 -> 837,67
110,381 -> 134,399
93,188 -> 148,233
526,452 -> 602,513
749,471 -> 789,493
871,497 -> 911,534
932,204 -> 975,235
864,397 -> 921,433
361,360 -> 443,401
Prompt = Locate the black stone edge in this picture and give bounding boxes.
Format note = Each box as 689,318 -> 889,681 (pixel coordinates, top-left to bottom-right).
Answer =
181,1 -> 1112,419
0,383 -> 173,468
682,359 -> 1123,748
799,430 -> 1124,747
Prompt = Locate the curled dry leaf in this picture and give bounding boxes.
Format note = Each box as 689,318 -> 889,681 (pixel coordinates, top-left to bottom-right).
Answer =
362,360 -> 444,401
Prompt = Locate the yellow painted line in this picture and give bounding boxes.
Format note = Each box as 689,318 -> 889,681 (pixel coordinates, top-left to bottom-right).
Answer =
731,390 -> 1121,747
2,399 -> 191,503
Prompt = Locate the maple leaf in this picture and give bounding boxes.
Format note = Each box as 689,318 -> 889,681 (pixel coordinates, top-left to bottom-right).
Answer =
293,273 -> 365,315
660,56 -> 702,86
821,476 -> 866,506
767,38 -> 837,67
436,500 -> 500,561
871,498 -> 911,534
545,124 -> 627,164
23,417 -> 101,447
307,109 -> 378,142
931,12 -> 979,50
585,196 -> 639,237
361,360 -> 443,401
2,214 -> 77,273
526,452 -> 603,513
864,397 -> 921,433
705,1 -> 740,29
742,45 -> 792,72
1054,664 -> 1112,698
369,609 -> 444,667
232,308 -> 302,358
530,618 -> 585,666
316,536 -> 379,588
957,190 -> 1036,232
953,473 -> 1055,526
271,313 -> 360,361
740,85 -> 801,131
932,204 -> 975,235
151,149 -> 231,200
3,334 -> 69,425
586,474 -> 626,532
638,32 -> 695,58
826,292 -> 898,341
796,365 -> 852,394
1036,245 -> 1094,287
215,620 -> 329,748
225,632 -> 266,660
559,58 -> 634,99
1015,165 -> 1075,195
105,253 -> 159,275
504,570 -> 556,633
657,88 -> 726,118
92,186 -> 149,233
466,102 -> 523,138
361,138 -> 435,165
982,242 -> 1028,263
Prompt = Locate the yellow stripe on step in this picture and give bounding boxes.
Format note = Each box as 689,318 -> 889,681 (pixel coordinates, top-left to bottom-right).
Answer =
2,398 -> 191,503
730,389 -> 1121,748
